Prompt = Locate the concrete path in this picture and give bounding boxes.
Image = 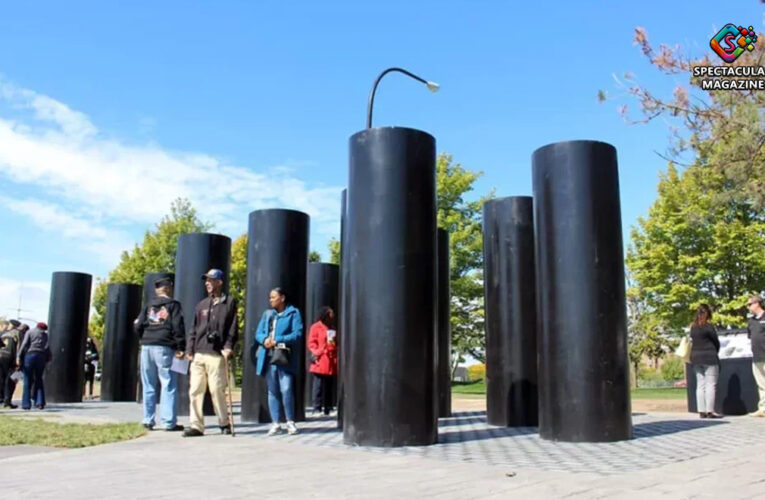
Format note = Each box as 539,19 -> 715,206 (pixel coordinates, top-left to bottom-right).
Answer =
1,401 -> 764,499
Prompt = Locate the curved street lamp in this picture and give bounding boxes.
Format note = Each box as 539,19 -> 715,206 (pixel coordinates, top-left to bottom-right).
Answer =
366,67 -> 440,129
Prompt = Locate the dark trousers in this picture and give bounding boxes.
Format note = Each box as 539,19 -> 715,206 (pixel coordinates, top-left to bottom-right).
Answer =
0,354 -> 13,404
84,365 -> 95,396
311,373 -> 335,415
22,352 -> 46,409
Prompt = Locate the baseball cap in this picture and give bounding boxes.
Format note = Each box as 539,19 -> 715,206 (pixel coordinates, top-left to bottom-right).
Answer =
201,268 -> 224,281
9,319 -> 21,328
154,276 -> 174,288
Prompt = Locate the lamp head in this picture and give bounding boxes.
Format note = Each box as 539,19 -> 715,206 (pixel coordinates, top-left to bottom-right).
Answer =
426,81 -> 440,93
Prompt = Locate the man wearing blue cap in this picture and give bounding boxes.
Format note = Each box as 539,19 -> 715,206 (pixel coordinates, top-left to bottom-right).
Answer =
184,268 -> 238,437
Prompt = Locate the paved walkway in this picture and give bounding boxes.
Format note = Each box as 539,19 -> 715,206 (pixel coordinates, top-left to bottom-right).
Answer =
2,401 -> 765,498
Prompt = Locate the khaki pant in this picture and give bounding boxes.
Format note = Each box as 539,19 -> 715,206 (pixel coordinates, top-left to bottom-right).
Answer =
754,361 -> 765,412
189,352 -> 229,432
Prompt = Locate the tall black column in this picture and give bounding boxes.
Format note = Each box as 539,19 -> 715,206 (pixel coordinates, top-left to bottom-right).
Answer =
242,209 -> 309,423
337,188 -> 348,429
532,140 -> 632,442
45,271 -> 92,403
345,127 -> 437,447
304,263 -> 340,409
483,196 -> 538,427
174,233 -> 231,417
436,228 -> 452,418
137,272 -> 174,403
101,283 -> 142,401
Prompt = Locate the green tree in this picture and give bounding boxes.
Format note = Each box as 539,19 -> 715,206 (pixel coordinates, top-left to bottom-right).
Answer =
309,250 -> 321,262
89,199 -> 210,341
437,153 -> 494,363
229,234 -> 248,385
327,238 -> 340,265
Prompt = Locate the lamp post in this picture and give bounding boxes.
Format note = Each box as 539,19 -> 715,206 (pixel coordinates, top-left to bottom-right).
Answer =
366,67 -> 439,129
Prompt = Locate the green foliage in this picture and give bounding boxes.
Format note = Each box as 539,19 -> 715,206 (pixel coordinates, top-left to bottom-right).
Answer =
89,199 -> 210,341
437,153 -> 494,363
451,380 -> 486,395
229,234 -> 248,385
466,363 -> 485,382
309,250 -> 321,263
660,356 -> 685,381
327,238 -> 340,265
0,416 -> 146,448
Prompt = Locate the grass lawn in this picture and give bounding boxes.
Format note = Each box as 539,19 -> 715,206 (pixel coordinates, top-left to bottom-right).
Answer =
0,415 -> 147,448
452,382 -> 687,400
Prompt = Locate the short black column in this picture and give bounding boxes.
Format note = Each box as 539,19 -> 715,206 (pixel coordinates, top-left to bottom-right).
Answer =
101,283 -> 142,401
532,140 -> 632,442
337,188 -> 348,429
174,233 -> 231,417
436,228 -> 452,418
345,127 -> 438,447
304,262 -> 340,410
242,209 -> 309,423
483,196 -> 538,427
45,271 -> 92,403
136,272 -> 174,404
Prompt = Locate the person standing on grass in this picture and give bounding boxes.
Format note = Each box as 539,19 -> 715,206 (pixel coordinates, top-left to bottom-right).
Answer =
689,304 -> 722,419
747,295 -> 765,417
134,276 -> 186,431
17,322 -> 51,410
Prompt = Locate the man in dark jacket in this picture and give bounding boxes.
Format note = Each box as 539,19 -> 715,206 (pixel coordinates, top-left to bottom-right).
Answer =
747,294 -> 765,417
134,276 -> 186,431
0,319 -> 22,408
183,268 -> 237,437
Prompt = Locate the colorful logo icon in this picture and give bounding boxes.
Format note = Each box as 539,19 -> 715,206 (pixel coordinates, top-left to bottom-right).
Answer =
710,24 -> 757,63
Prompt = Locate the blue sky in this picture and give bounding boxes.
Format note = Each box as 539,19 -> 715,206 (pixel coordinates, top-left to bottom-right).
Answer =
0,1 -> 762,321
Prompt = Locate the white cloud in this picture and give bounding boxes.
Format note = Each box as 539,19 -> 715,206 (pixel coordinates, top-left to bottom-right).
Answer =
0,278 -> 50,325
0,78 -> 343,267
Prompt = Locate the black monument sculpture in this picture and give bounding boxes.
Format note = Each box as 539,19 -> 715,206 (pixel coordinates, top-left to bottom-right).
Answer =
483,196 -> 538,427
532,140 -> 632,442
241,209 -> 309,423
174,233 -> 231,416
101,283 -> 142,401
45,271 -> 92,403
337,188 -> 348,429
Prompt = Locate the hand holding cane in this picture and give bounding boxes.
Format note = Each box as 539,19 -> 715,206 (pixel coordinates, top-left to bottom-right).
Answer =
223,354 -> 235,436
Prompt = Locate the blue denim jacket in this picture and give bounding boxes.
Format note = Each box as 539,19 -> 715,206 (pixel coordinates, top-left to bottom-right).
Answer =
254,305 -> 303,375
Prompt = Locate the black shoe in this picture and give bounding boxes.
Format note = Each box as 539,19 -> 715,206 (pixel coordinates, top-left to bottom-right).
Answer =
3,403 -> 18,409
143,423 -> 155,430
220,426 -> 232,435
183,428 -> 203,437
700,412 -> 709,418
165,424 -> 184,432
36,405 -> 45,410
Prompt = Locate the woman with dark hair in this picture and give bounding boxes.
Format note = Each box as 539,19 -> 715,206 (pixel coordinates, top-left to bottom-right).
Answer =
17,322 -> 51,410
254,287 -> 304,436
83,338 -> 99,399
690,304 -> 722,418
307,306 -> 337,415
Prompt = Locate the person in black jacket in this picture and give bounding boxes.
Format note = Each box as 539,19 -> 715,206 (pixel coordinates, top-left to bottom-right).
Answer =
0,320 -> 22,408
134,276 -> 186,431
747,294 -> 765,417
83,338 -> 99,400
690,304 -> 722,419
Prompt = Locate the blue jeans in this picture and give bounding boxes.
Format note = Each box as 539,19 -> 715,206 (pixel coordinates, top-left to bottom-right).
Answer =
265,363 -> 295,422
140,345 -> 178,428
22,352 -> 46,409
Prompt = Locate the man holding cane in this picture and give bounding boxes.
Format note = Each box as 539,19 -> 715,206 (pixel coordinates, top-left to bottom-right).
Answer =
183,269 -> 238,437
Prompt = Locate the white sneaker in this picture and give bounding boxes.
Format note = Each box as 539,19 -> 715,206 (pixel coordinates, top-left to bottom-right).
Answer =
286,421 -> 298,435
267,423 -> 282,436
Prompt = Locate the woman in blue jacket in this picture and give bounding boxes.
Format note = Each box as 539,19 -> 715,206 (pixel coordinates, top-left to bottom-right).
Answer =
255,287 -> 303,436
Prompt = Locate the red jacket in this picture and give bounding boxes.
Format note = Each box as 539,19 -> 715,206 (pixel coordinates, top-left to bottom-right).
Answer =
307,321 -> 337,376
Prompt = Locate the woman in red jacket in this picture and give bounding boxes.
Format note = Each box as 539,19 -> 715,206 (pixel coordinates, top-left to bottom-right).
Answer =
307,307 -> 337,415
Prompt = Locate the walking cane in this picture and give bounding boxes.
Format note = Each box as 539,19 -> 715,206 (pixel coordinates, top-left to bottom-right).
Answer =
223,354 -> 235,436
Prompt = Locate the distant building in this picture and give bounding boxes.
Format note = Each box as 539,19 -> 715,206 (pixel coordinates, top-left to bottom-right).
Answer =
452,367 -> 469,382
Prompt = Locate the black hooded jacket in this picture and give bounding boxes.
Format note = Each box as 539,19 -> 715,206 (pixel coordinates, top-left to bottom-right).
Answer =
134,295 -> 186,351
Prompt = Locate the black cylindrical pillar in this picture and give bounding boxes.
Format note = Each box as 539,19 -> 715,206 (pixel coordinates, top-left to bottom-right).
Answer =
337,188 -> 348,429
304,263 -> 340,409
436,228 -> 452,418
242,209 -> 309,423
101,283 -> 142,401
45,271 -> 92,403
532,140 -> 632,442
483,196 -> 538,427
174,233 -> 231,416
345,127 -> 437,447
136,273 -> 174,404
